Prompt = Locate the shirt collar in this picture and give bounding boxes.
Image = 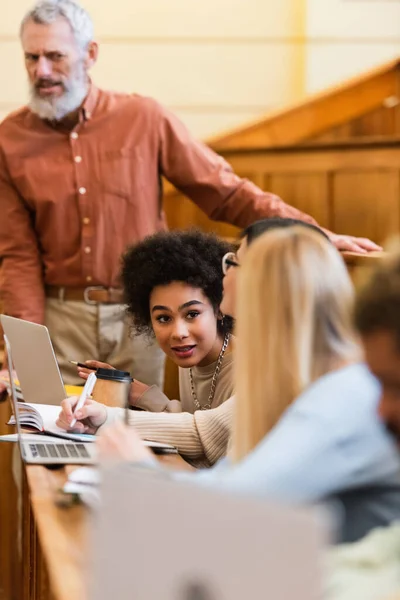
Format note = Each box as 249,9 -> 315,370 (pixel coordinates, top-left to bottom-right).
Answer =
81,83 -> 99,121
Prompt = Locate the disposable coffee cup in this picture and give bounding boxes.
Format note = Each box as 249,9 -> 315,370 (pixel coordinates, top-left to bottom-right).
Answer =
91,368 -> 133,409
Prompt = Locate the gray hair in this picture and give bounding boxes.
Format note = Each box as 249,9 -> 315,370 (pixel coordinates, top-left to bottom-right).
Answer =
20,0 -> 94,50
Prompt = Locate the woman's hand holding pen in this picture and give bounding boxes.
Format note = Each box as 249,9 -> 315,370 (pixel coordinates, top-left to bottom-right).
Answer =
56,396 -> 107,434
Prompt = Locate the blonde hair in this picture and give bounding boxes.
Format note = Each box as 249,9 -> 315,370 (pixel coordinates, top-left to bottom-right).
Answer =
232,226 -> 359,463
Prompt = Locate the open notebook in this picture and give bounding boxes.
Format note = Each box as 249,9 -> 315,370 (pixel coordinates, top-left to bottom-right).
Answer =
4,401 -> 178,453
8,401 -> 68,432
7,402 -> 97,443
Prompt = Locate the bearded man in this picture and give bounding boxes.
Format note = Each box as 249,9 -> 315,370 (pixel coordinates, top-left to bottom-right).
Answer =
0,0 -> 379,389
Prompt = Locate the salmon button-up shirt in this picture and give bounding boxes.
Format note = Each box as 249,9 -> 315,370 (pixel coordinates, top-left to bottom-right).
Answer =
0,85 -> 317,324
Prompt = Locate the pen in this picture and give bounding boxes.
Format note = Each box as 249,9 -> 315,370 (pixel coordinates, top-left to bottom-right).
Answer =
69,361 -> 97,370
70,372 -> 97,428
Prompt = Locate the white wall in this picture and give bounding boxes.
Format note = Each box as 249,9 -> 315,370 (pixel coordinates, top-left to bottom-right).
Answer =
0,0 -> 305,138
1,1 -> 399,138
305,0 -> 400,94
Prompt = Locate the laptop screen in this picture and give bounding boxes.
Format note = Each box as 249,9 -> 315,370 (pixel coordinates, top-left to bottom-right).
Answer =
0,315 -> 66,406
90,466 -> 327,600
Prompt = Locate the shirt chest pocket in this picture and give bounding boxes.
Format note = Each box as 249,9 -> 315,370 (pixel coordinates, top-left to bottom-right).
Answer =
97,146 -> 145,203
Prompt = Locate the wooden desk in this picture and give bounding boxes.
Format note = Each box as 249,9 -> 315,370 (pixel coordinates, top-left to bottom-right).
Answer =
22,465 -> 85,600
20,454 -> 192,600
0,397 -> 192,600
0,400 -> 20,600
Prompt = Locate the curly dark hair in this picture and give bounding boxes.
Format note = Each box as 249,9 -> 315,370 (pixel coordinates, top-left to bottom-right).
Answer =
121,229 -> 234,337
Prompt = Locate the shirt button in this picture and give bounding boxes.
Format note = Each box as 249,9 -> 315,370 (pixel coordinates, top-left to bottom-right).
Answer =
86,275 -> 92,282
82,217 -> 90,225
74,156 -> 82,163
71,132 -> 78,140
84,246 -> 91,254
79,187 -> 86,195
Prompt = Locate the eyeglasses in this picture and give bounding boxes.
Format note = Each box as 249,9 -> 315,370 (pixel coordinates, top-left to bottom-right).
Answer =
222,252 -> 239,275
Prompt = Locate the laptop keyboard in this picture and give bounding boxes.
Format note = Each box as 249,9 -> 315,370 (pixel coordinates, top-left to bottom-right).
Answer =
29,443 -> 90,459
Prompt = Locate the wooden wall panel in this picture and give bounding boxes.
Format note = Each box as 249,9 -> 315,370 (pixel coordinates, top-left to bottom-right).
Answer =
268,173 -> 331,229
163,357 -> 180,401
332,170 -> 400,244
164,146 -> 400,247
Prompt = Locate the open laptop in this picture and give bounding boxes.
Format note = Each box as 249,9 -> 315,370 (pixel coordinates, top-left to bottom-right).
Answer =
89,466 -> 327,600
5,335 -> 96,465
1,314 -> 67,406
4,333 -> 176,462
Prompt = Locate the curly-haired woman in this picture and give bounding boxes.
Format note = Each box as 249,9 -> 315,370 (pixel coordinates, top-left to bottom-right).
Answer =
74,229 -> 234,415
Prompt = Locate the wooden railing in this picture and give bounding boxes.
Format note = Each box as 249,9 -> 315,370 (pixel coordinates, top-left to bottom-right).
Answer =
206,58 -> 400,151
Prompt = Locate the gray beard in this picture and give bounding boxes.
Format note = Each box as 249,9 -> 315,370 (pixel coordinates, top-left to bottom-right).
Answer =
28,68 -> 89,122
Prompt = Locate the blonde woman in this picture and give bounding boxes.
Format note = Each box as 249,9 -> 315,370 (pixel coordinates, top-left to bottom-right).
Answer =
98,226 -> 400,543
232,224 -> 359,463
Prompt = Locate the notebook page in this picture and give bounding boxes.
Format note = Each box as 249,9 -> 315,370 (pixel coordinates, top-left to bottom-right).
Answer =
25,403 -> 61,430
25,403 -> 96,442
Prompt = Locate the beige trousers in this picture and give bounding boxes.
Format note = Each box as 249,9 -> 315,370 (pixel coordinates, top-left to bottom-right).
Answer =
45,298 -> 165,388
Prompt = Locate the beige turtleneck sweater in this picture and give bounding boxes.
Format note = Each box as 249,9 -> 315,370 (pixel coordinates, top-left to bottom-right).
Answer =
102,397 -> 233,468
134,351 -> 234,413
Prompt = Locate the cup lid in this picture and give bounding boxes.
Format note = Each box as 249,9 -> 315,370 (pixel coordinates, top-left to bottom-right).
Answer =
96,368 -> 133,383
